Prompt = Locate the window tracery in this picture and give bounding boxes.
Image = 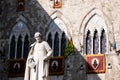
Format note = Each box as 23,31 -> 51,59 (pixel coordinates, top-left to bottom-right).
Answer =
9,21 -> 30,59
85,29 -> 106,54
46,18 -> 68,57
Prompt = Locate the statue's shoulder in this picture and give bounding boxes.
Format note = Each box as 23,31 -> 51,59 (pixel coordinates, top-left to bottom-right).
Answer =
42,41 -> 48,44
30,42 -> 36,47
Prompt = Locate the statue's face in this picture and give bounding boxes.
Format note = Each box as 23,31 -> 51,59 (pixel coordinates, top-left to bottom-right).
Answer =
35,36 -> 41,42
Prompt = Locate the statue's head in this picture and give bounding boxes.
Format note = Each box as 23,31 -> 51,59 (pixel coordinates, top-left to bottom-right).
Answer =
34,32 -> 42,42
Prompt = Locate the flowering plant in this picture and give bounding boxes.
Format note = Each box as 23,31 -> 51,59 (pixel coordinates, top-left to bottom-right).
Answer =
64,39 -> 74,58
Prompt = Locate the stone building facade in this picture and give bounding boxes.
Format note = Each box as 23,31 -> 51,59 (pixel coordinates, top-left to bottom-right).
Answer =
0,0 -> 120,80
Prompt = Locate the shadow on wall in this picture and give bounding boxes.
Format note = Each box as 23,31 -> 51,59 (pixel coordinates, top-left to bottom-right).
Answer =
35,2 -> 102,80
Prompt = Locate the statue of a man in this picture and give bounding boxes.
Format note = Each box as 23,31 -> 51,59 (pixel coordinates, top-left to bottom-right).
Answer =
24,32 -> 53,80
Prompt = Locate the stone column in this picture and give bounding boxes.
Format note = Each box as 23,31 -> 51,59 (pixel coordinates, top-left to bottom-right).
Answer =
59,35 -> 61,56
21,37 -> 24,58
98,33 -> 101,54
52,35 -> 54,56
91,35 -> 93,54
15,36 -> 18,59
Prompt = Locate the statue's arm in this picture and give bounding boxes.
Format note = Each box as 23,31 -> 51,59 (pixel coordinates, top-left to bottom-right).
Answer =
46,49 -> 53,58
44,41 -> 53,60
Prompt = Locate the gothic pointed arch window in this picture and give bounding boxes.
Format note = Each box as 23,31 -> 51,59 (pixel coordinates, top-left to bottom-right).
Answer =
54,32 -> 59,56
17,35 -> 22,59
9,21 -> 30,59
93,30 -> 99,54
86,30 -> 91,54
47,33 -> 52,48
61,32 -> 66,56
10,35 -> 16,59
46,17 -> 69,57
100,29 -> 106,53
83,14 -> 108,55
23,35 -> 29,58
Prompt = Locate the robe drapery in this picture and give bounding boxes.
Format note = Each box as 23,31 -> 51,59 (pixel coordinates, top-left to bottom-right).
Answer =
24,41 -> 52,80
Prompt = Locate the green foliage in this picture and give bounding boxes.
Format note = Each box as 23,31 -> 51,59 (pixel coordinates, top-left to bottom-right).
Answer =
64,40 -> 74,58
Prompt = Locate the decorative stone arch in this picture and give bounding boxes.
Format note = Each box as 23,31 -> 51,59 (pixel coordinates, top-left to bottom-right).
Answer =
8,20 -> 30,59
79,8 -> 109,54
9,21 -> 30,42
48,10 -> 72,40
79,8 -> 110,33
7,15 -> 33,38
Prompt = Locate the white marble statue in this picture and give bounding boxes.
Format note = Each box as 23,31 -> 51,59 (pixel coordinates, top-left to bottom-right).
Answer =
24,32 -> 53,80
